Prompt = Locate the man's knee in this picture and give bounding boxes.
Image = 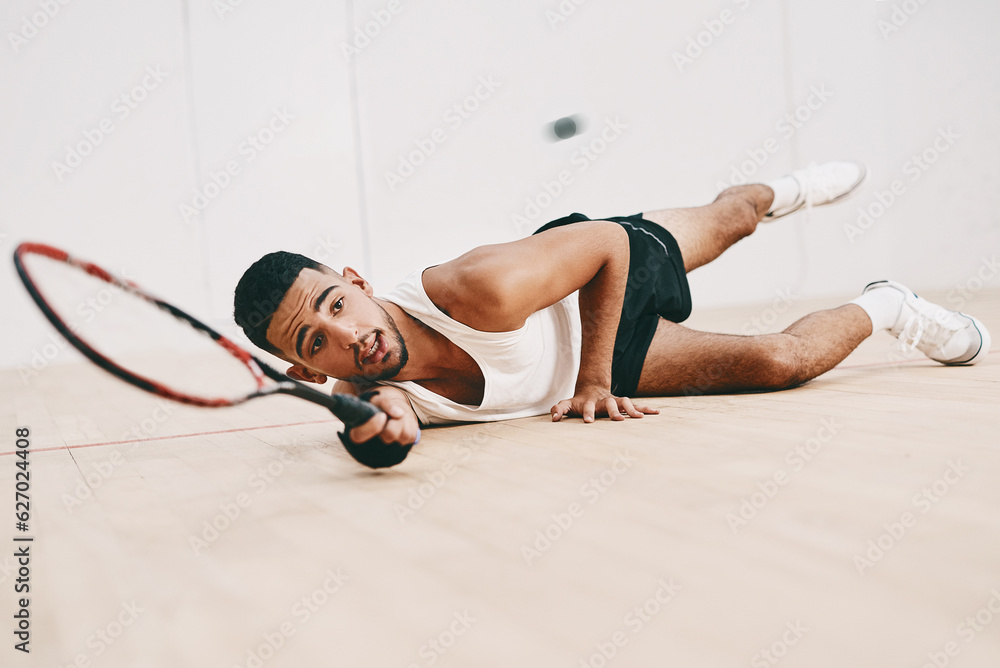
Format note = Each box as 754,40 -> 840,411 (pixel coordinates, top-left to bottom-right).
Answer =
751,337 -> 804,390
716,186 -> 762,238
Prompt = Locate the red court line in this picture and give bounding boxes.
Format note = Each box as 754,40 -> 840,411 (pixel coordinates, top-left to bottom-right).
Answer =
3,350 -> 994,457
0,418 -> 339,457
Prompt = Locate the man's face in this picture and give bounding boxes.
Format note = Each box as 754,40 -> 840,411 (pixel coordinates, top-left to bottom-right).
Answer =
265,267 -> 408,384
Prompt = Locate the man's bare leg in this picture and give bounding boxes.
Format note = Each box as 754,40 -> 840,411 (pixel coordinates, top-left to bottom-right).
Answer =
642,161 -> 868,273
642,184 -> 774,273
630,163 -> 986,395
635,306 -> 874,396
630,165 -> 879,393
634,182 -> 868,395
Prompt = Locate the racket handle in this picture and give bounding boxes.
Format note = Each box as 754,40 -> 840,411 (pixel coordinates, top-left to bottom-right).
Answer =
331,392 -> 415,469
329,391 -> 381,427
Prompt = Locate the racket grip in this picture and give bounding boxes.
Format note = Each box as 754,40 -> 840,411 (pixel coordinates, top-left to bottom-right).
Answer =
329,391 -> 381,428
331,392 -> 415,469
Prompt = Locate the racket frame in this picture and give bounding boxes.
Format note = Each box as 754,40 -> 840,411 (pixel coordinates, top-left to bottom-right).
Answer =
13,242 -> 411,467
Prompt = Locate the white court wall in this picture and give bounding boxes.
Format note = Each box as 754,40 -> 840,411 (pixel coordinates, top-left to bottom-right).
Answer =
1,0 -> 998,372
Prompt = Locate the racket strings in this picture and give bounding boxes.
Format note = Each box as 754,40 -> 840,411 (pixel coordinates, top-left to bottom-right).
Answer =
20,251 -> 263,403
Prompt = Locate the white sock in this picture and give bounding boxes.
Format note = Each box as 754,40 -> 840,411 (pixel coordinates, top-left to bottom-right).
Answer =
849,287 -> 905,331
764,175 -> 802,214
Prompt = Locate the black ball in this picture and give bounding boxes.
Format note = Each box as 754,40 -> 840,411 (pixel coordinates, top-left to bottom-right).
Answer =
552,116 -> 579,140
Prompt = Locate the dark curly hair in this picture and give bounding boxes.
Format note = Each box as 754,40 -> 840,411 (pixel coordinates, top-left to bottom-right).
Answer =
233,251 -> 329,356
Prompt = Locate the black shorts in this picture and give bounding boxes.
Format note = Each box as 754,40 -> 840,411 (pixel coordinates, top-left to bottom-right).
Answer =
533,212 -> 692,397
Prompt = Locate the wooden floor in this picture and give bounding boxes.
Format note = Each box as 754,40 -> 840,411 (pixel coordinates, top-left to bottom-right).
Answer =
1,290 -> 998,668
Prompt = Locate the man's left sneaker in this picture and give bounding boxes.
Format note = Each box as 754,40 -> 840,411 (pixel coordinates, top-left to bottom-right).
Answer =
863,280 -> 991,365
766,161 -> 868,219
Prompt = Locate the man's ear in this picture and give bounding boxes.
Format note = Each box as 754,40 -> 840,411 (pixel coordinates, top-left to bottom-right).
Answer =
286,364 -> 328,385
342,266 -> 373,296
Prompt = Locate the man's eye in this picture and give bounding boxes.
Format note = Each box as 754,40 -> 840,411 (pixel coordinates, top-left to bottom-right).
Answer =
311,334 -> 324,355
333,298 -> 344,312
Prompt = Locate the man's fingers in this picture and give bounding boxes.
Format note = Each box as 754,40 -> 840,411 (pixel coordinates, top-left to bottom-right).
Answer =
619,397 -> 643,419
553,396 -> 654,423
379,419 -> 403,444
350,410 -> 419,446
348,412 -> 387,443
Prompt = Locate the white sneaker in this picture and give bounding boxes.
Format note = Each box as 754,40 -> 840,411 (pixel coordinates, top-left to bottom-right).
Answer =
863,280 -> 991,365
766,161 -> 868,219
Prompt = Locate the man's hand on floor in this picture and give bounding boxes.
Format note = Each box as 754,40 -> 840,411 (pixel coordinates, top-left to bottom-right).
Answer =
550,385 -> 659,423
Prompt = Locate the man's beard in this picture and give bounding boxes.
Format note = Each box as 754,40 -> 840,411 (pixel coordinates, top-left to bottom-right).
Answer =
350,302 -> 409,383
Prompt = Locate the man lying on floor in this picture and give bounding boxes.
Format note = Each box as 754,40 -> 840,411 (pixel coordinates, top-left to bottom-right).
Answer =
233,161 -> 990,447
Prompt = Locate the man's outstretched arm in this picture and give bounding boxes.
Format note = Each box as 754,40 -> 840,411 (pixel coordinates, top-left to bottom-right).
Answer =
422,220 -> 658,422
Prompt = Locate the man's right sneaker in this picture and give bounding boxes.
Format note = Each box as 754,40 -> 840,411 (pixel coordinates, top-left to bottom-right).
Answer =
862,280 -> 990,365
766,161 -> 868,219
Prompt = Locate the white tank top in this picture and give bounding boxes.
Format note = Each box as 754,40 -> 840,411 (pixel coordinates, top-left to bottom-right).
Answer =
375,269 -> 582,425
